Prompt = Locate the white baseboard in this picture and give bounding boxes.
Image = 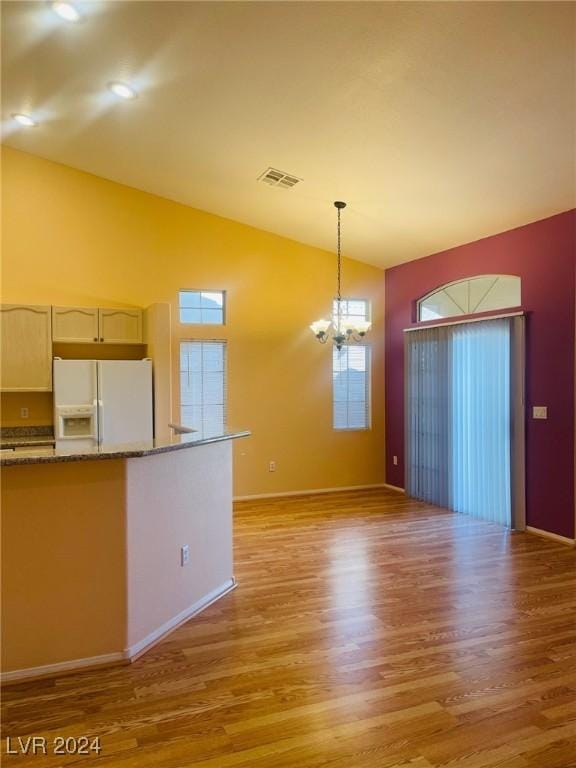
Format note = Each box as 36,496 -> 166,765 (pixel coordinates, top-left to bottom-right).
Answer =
1,651 -> 125,685
234,483 -> 396,502
125,578 -> 237,659
383,483 -> 405,493
1,579 -> 237,685
526,526 -> 575,547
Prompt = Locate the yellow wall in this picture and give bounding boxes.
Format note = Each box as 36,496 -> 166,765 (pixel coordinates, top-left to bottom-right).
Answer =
1,146 -> 385,495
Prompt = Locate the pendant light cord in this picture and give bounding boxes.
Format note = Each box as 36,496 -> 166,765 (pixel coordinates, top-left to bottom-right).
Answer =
310,200 -> 369,349
337,205 -> 342,303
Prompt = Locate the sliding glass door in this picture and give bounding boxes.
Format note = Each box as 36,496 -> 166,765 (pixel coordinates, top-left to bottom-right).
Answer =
405,315 -> 525,529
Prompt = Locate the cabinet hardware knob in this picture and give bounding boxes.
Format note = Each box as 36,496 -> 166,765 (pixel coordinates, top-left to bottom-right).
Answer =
100,337 -> 104,342
93,337 -> 97,342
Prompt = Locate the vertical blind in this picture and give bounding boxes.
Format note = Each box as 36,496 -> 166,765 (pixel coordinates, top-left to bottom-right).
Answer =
180,340 -> 227,438
405,326 -> 451,506
451,321 -> 511,524
405,316 -> 524,528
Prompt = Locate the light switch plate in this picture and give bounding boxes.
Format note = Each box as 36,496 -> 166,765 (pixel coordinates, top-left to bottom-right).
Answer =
532,406 -> 548,420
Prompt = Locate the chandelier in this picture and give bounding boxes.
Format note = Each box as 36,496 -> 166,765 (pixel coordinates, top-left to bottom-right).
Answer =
310,201 -> 371,350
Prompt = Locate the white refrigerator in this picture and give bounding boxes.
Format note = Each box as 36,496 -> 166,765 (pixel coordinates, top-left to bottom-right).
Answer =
53,359 -> 153,450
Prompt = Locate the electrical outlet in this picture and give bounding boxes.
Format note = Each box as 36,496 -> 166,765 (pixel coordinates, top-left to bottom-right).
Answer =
393,455 -> 398,466
20,407 -> 29,419
269,461 -> 276,472
180,545 -> 190,566
532,406 -> 548,420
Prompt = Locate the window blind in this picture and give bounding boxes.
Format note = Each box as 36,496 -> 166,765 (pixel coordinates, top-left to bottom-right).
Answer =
180,340 -> 227,438
333,345 -> 370,430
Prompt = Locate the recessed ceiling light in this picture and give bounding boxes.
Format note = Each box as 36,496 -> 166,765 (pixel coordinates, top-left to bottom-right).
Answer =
108,81 -> 138,100
12,113 -> 37,127
51,2 -> 81,22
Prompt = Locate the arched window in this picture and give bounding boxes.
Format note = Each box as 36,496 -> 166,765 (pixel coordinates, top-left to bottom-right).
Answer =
417,275 -> 521,322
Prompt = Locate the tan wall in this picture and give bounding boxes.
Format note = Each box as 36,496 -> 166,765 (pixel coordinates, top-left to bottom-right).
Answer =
1,146 -> 386,496
1,392 -> 53,426
1,460 -> 127,670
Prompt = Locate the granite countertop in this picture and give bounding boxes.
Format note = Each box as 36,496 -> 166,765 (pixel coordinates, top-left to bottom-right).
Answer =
1,429 -> 250,466
0,426 -> 55,450
0,436 -> 56,449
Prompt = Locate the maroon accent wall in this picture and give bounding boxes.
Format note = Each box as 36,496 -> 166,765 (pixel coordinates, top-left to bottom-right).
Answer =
385,209 -> 575,539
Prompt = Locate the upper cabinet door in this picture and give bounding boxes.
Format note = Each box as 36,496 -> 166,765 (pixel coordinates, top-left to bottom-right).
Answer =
1,304 -> 52,391
52,306 -> 99,343
98,309 -> 143,344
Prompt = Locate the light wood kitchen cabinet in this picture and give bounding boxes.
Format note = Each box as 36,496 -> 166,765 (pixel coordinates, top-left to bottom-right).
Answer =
51,307 -> 143,344
1,304 -> 52,391
99,308 -> 143,344
52,306 -> 99,343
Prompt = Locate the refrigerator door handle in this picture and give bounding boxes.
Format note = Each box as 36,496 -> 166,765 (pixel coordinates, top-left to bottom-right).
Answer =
93,362 -> 100,444
96,362 -> 103,445
97,400 -> 104,444
92,398 -> 99,442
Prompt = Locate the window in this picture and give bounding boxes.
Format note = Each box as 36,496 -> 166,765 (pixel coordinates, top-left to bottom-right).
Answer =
331,299 -> 371,430
332,298 -> 370,328
179,290 -> 225,325
333,345 -> 370,430
418,276 -> 521,322
180,341 -> 226,438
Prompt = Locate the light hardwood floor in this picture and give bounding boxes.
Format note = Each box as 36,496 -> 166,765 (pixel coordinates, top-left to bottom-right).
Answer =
2,489 -> 576,767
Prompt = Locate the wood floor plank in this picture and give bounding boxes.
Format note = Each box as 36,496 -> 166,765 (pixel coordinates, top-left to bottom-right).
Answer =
2,489 -> 575,767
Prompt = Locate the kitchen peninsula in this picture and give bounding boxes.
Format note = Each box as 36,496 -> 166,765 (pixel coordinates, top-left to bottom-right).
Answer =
1,429 -> 249,682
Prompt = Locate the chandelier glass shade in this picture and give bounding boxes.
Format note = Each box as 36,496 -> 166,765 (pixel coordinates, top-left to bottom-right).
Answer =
310,201 -> 371,350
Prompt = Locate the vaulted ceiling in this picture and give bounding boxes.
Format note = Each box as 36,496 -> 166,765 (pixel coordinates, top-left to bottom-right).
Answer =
2,1 -> 574,268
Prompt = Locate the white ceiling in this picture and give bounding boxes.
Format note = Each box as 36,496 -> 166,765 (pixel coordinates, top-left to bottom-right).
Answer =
2,1 -> 575,269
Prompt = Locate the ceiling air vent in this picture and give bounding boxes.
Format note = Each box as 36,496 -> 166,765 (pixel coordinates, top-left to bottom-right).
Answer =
258,167 -> 302,189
